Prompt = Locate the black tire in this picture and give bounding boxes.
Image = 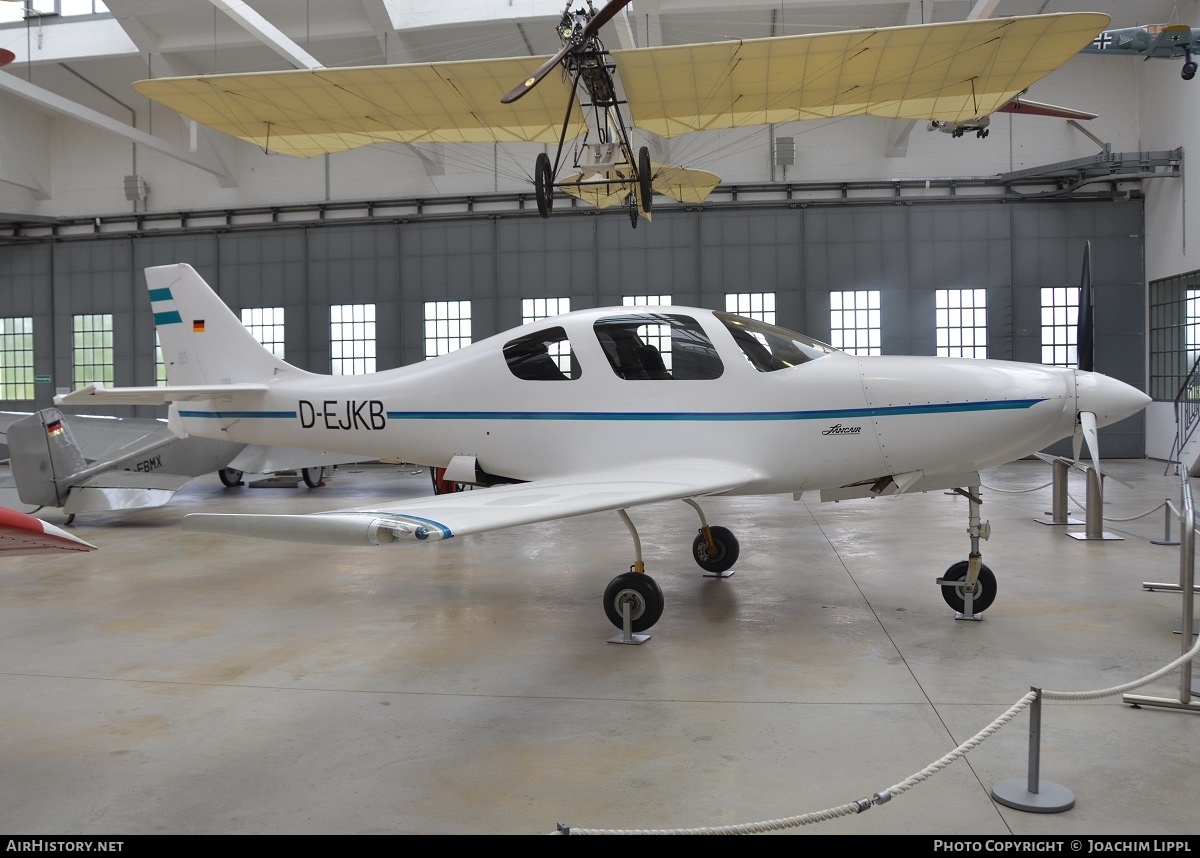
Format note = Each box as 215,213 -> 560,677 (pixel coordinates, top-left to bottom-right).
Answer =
637,146 -> 653,213
218,468 -> 244,487
1184,62 -> 1197,80
534,152 -> 553,218
603,572 -> 664,633
302,466 -> 326,488
939,561 -> 997,614
692,525 -> 739,574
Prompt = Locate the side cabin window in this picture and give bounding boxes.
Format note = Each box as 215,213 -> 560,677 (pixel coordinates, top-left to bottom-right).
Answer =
503,327 -> 579,381
593,313 -> 723,380
716,312 -> 834,372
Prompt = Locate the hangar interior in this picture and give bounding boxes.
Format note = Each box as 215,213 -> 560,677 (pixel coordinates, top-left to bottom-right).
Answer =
0,0 -> 1197,837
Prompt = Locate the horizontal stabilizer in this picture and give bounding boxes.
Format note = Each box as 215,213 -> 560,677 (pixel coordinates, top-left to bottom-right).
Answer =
0,507 -> 95,554
55,382 -> 269,407
558,161 -> 722,210
183,460 -> 759,547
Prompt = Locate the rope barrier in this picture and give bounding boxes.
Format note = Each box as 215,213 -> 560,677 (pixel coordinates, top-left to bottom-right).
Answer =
556,631 -> 1200,834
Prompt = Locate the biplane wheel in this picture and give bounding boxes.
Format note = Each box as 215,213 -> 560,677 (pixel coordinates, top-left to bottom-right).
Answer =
1183,61 -> 1197,80
534,152 -> 553,218
218,468 -> 244,487
692,525 -> 739,574
637,146 -> 652,213
627,193 -> 639,228
939,561 -> 996,614
302,466 -> 327,488
603,571 -> 664,633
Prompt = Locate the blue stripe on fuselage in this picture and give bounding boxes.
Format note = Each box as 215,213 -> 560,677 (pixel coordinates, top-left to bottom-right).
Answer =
176,399 -> 1045,422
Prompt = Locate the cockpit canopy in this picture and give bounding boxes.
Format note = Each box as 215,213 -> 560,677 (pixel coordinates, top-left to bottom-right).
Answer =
502,310 -> 836,382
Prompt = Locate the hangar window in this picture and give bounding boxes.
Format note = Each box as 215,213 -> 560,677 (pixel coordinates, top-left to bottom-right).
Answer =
717,313 -> 832,372
425,301 -> 471,359
72,313 -> 113,390
830,290 -> 881,355
726,292 -> 776,324
1040,287 -> 1079,367
522,297 -> 570,324
0,316 -> 34,400
594,313 -> 723,380
936,289 -> 988,359
242,307 -> 285,359
331,303 -> 376,375
504,327 -> 579,381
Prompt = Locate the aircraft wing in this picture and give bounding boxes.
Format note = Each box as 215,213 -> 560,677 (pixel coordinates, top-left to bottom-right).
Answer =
131,56 -> 587,158
181,460 -> 760,546
0,507 -> 96,555
613,12 -> 1109,136
56,382 -> 269,407
997,97 -> 1097,121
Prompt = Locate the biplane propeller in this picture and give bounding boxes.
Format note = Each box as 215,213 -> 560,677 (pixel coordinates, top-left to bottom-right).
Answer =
129,7 -> 1110,227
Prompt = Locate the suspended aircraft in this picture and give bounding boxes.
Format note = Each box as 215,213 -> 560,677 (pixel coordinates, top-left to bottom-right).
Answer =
54,263 -> 1149,636
130,3 -> 1110,226
0,409 -> 344,517
928,92 -> 1098,139
1081,23 -> 1200,80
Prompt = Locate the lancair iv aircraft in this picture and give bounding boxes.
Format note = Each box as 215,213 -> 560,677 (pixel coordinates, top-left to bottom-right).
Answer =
130,4 -> 1109,226
55,264 -> 1150,636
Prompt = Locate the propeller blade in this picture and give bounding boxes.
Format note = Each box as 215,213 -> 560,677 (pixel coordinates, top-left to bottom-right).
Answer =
500,0 -> 635,104
501,42 -> 575,104
1077,240 -> 1094,372
581,0 -> 634,36
1080,410 -> 1101,476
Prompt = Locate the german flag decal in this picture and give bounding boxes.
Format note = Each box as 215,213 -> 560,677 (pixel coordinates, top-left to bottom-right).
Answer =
193,320 -> 205,333
46,420 -> 63,437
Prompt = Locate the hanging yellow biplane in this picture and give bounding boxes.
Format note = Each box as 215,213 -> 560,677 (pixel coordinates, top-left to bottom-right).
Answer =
132,2 -> 1109,226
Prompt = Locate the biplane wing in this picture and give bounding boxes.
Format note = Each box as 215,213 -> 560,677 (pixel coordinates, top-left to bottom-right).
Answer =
132,12 -> 1108,160
614,13 -> 1108,136
133,55 -> 587,157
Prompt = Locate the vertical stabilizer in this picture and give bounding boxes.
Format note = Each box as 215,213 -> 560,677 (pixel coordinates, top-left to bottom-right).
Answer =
146,263 -> 299,386
8,408 -> 88,507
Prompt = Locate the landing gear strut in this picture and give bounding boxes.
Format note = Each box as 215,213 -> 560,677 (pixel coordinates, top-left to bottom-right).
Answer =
936,486 -> 996,619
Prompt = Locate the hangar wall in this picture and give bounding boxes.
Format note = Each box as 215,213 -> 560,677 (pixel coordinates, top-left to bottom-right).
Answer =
0,196 -> 1146,456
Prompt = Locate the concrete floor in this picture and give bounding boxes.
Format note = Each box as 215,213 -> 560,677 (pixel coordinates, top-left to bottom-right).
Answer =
0,458 -> 1196,835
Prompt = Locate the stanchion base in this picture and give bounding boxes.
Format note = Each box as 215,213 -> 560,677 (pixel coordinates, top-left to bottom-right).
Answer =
1171,619 -> 1200,636
991,778 -> 1075,813
607,632 -> 650,645
1035,517 -> 1082,526
1124,693 -> 1200,712
1065,531 -> 1123,541
702,570 -> 735,579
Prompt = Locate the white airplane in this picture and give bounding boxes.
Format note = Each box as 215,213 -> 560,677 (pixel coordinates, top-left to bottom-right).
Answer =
55,264 -> 1149,635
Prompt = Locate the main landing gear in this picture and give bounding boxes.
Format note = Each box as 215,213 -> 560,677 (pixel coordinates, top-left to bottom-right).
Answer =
935,485 -> 998,618
603,501 -> 740,643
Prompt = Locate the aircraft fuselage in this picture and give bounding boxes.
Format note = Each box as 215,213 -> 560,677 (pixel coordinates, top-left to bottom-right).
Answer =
167,306 -> 1146,496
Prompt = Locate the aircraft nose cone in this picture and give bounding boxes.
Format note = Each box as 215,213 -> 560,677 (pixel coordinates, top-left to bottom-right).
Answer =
1075,371 -> 1151,426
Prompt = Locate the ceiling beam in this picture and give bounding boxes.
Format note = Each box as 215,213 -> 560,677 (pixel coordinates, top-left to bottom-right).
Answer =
0,72 -> 233,181
207,0 -> 322,70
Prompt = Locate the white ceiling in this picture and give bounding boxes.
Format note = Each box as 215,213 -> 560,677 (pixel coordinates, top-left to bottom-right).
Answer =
0,0 -> 1189,124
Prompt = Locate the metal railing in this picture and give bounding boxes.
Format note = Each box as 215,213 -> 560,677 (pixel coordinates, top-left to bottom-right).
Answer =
1167,354 -> 1200,474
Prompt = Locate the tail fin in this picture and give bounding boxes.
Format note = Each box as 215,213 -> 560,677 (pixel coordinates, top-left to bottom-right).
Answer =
147,263 -> 295,386
8,408 -> 88,507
